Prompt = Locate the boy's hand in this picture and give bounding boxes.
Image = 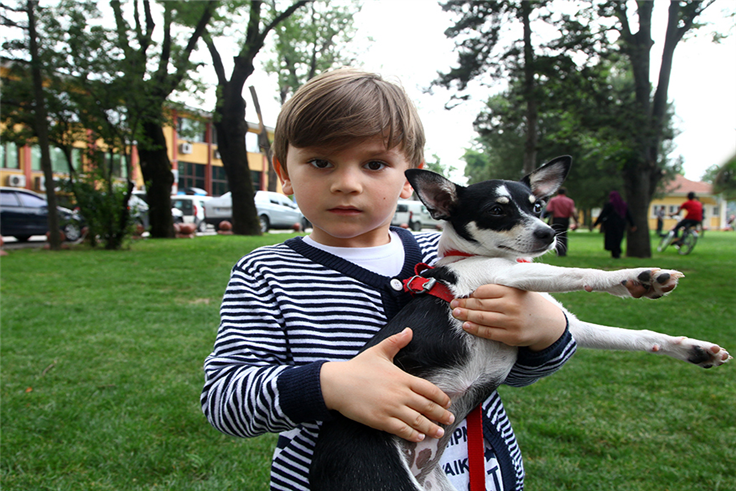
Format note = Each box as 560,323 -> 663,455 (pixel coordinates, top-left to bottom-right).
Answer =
320,328 -> 454,443
451,285 -> 566,351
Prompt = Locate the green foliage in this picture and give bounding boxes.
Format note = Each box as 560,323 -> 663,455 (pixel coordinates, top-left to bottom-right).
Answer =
262,0 -> 363,104
1,232 -> 735,490
707,153 -> 736,199
61,161 -> 134,250
424,153 -> 457,178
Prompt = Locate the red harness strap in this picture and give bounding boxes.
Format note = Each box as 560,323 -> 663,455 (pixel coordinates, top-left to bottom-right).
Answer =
467,405 -> 486,491
403,262 -> 486,490
402,263 -> 455,302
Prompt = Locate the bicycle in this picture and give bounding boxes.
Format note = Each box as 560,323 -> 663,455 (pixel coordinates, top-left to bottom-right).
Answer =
657,223 -> 698,255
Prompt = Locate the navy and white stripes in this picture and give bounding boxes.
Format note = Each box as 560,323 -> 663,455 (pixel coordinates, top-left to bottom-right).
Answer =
201,227 -> 576,490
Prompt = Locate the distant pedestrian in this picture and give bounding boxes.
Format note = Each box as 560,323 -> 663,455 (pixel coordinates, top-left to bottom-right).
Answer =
592,191 -> 636,259
546,187 -> 578,256
655,205 -> 665,236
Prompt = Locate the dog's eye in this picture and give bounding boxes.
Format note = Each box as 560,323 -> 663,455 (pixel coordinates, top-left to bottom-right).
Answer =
533,202 -> 544,215
489,205 -> 504,216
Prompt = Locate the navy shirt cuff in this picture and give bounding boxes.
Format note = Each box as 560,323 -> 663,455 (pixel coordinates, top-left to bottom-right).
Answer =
277,360 -> 333,424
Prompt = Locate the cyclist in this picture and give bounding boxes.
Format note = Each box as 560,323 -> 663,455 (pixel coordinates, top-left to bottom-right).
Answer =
670,191 -> 702,247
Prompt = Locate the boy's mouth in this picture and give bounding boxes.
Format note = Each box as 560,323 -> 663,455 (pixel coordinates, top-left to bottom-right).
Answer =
328,206 -> 362,216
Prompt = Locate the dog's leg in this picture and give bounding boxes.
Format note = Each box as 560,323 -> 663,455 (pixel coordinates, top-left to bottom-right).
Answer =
567,316 -> 732,368
454,260 -> 684,299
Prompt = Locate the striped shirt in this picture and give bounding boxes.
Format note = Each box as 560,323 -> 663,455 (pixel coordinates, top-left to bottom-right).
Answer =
201,227 -> 577,491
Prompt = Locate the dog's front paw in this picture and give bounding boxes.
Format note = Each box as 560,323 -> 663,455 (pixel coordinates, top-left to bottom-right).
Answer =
657,337 -> 733,368
621,268 -> 684,299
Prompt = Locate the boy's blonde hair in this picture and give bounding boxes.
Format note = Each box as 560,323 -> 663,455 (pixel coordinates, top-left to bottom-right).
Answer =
273,68 -> 425,168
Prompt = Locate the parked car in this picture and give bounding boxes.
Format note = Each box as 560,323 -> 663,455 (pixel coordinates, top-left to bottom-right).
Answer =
172,195 -> 211,232
391,202 -> 411,228
398,199 -> 443,231
0,187 -> 83,241
204,190 -> 307,233
132,190 -> 188,228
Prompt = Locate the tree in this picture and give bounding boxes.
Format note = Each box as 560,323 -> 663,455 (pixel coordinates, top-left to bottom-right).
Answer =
598,0 -> 714,256
204,0 -> 310,236
1,0 -> 194,249
263,0 -> 361,105
705,154 -> 736,200
110,0 -> 218,239
437,0 -> 714,257
261,0 -> 361,191
1,1 -> 63,249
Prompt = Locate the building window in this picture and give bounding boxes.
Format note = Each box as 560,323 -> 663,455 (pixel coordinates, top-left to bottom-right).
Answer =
71,148 -> 84,172
31,145 -> 42,171
211,165 -> 228,197
100,152 -> 128,179
28,145 -> 73,173
177,117 -> 207,143
0,141 -> 19,169
246,131 -> 260,153
51,147 -> 68,172
178,161 -> 205,191
251,170 -> 263,191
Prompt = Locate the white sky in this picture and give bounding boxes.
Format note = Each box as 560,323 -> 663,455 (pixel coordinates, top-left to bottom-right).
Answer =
238,0 -> 736,184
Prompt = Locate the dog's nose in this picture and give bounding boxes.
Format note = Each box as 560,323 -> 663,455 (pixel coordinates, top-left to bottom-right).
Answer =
533,227 -> 554,243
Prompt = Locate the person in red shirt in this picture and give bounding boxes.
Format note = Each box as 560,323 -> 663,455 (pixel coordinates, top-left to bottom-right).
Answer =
671,192 -> 703,244
545,187 -> 578,256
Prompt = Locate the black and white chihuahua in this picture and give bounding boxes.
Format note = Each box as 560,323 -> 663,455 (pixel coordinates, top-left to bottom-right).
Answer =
309,156 -> 731,491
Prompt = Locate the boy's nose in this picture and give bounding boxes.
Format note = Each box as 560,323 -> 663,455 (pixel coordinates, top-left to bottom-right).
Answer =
330,168 -> 362,194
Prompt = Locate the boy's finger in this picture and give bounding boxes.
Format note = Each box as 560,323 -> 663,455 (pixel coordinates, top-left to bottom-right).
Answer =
373,327 -> 413,361
389,410 -> 445,442
407,374 -> 452,410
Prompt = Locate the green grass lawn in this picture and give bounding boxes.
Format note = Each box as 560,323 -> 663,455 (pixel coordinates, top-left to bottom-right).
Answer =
2,231 -> 734,490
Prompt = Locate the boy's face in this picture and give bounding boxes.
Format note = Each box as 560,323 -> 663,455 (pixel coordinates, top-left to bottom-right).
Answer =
276,135 -> 415,248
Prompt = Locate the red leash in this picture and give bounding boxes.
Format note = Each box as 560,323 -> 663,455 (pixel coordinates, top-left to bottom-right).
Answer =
467,405 -> 486,491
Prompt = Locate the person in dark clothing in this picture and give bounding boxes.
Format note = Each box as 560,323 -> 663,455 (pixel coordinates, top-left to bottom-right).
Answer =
592,191 -> 636,258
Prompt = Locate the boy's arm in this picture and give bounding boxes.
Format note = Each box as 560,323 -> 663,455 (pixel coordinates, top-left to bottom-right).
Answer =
201,266 -> 330,438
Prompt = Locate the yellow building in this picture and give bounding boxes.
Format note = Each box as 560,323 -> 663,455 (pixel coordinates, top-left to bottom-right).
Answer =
0,107 -> 276,198
649,175 -> 727,232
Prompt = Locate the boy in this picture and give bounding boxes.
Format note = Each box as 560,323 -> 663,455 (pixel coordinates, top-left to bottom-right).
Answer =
201,68 -> 575,491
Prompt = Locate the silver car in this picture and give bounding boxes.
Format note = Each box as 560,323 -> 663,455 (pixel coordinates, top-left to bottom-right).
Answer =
204,190 -> 308,232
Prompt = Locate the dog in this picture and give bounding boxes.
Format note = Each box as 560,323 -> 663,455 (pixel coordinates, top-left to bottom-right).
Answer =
309,156 -> 731,491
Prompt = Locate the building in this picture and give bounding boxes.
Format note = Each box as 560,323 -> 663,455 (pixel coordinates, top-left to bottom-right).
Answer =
649,174 -> 727,231
0,107 -> 277,198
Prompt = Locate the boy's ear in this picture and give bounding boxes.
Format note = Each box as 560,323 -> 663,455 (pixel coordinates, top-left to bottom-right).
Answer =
273,158 -> 293,195
399,161 -> 425,199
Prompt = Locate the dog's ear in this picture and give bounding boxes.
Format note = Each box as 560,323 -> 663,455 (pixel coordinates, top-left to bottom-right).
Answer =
405,169 -> 460,220
521,155 -> 572,198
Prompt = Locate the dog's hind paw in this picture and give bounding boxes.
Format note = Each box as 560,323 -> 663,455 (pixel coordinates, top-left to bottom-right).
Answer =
621,268 -> 684,299
666,337 -> 733,368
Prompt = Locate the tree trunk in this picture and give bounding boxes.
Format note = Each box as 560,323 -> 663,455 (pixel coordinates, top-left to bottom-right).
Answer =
623,165 -> 652,257
214,78 -> 261,235
27,0 -> 61,250
520,1 -> 537,175
138,121 -> 175,238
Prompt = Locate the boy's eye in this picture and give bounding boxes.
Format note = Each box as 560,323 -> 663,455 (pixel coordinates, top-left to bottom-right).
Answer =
364,160 -> 387,171
308,159 -> 332,169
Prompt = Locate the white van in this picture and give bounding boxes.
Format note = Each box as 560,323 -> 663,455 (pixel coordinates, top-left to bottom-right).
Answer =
396,199 -> 443,231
